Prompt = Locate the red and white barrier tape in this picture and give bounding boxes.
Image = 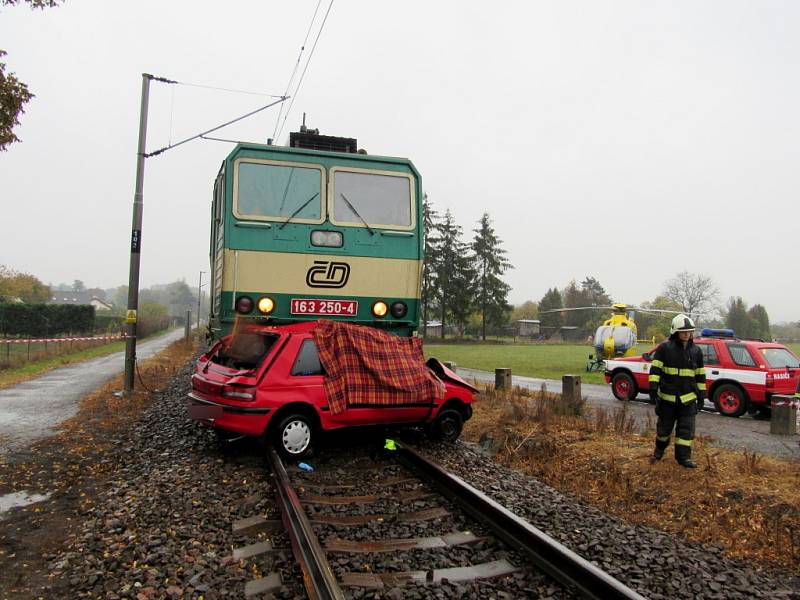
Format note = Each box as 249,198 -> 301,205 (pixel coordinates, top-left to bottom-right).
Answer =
0,335 -> 133,345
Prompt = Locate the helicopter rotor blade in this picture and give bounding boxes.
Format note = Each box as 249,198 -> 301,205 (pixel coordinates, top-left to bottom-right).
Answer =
538,306 -> 614,315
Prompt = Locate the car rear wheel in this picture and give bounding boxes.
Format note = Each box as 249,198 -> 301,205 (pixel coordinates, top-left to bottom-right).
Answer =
713,383 -> 748,418
611,372 -> 637,401
273,414 -> 314,460
430,409 -> 464,442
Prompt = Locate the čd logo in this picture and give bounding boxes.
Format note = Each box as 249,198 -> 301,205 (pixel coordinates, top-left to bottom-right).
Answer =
306,261 -> 350,288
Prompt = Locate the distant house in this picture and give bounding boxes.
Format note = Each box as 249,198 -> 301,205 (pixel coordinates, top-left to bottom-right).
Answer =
517,319 -> 541,337
49,291 -> 113,311
423,320 -> 442,338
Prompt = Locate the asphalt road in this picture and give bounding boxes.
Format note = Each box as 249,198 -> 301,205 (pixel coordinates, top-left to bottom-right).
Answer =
0,329 -> 186,460
457,367 -> 800,459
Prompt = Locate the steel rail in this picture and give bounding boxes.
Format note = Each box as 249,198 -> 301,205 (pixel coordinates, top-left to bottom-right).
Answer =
395,443 -> 647,600
266,449 -> 345,600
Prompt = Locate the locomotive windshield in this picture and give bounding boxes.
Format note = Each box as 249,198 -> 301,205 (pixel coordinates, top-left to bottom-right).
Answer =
331,169 -> 413,228
234,160 -> 324,222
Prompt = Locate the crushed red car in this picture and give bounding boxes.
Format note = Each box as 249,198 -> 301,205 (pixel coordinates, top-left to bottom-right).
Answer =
187,320 -> 477,458
605,329 -> 800,417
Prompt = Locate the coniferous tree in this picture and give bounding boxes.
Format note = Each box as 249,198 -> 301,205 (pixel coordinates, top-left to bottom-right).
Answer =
725,297 -> 751,337
748,304 -> 771,340
435,210 -> 475,338
538,288 -> 563,329
420,194 -> 441,338
471,213 -> 512,340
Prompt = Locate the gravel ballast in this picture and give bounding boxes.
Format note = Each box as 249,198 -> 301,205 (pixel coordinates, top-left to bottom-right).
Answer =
21,362 -> 800,599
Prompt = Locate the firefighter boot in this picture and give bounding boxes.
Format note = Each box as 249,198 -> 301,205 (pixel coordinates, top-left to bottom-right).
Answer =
675,444 -> 697,469
651,437 -> 668,463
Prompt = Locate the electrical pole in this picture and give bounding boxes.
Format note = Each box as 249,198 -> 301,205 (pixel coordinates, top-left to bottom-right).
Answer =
123,74 -> 152,393
197,271 -> 205,328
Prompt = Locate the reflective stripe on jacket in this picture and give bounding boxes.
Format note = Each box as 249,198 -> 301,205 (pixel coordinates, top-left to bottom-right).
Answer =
648,336 -> 705,403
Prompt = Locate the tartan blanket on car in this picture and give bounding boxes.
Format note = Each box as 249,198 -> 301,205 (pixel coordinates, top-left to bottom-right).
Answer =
312,320 -> 446,415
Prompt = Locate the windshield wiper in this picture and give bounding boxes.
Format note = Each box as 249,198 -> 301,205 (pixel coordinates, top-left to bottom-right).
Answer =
279,192 -> 319,230
340,193 -> 374,235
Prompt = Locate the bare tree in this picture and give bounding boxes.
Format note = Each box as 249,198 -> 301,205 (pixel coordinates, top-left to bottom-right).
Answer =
663,271 -> 719,317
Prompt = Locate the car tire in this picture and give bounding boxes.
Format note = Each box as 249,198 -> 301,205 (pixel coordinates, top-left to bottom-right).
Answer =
611,372 -> 637,401
713,383 -> 748,418
273,414 -> 314,460
430,409 -> 464,442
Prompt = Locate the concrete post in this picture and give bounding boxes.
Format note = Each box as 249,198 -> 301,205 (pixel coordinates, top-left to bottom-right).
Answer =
770,395 -> 798,435
495,368 -> 512,390
562,375 -> 582,405
185,310 -> 192,340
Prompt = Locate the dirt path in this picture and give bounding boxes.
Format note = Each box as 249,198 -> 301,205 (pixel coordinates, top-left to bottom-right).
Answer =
0,329 -> 186,461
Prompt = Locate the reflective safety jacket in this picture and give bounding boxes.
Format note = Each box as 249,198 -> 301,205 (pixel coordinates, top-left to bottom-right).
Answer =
649,336 -> 706,403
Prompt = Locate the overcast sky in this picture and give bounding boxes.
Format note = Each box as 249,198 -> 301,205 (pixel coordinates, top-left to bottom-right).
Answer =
1,1 -> 797,321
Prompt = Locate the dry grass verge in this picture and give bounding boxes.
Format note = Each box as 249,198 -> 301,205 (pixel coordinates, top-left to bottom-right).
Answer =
464,385 -> 800,574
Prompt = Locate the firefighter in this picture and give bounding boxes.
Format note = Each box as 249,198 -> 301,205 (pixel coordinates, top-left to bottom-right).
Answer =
649,314 -> 706,468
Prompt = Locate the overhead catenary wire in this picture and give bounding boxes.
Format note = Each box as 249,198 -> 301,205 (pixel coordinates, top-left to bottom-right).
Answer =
274,0 -> 335,143
144,96 -> 288,158
271,0 -> 324,142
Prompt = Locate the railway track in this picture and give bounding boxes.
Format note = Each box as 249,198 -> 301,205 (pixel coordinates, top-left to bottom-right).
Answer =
231,442 -> 646,599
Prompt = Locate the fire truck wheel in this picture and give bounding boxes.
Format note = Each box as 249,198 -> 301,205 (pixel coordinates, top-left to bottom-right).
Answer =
273,414 -> 314,459
611,372 -> 637,401
713,383 -> 748,418
430,409 -> 464,442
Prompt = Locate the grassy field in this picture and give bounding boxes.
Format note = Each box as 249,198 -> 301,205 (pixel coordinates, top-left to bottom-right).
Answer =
424,341 -> 800,385
422,342 -> 634,384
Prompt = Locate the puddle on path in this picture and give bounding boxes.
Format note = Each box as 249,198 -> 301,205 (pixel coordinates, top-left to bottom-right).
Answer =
0,491 -> 51,517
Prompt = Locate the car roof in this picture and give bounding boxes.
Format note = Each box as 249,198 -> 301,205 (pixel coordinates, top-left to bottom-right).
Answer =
238,320 -> 319,336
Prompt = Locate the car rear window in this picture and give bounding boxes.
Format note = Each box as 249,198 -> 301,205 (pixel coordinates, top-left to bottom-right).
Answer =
759,347 -> 800,368
727,344 -> 756,367
291,340 -> 324,376
212,333 -> 278,370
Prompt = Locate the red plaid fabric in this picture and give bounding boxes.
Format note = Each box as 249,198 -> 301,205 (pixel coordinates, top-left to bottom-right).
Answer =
312,320 -> 446,415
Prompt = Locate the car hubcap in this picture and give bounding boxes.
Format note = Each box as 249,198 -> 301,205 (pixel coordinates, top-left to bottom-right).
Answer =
442,418 -> 457,437
615,380 -> 629,395
282,420 -> 310,454
720,391 -> 740,412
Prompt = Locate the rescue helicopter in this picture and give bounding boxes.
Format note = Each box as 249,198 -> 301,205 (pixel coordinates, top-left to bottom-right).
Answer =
539,303 -> 698,371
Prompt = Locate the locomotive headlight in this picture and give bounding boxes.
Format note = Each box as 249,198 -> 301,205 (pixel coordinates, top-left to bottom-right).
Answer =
311,230 -> 343,247
235,296 -> 254,314
257,296 -> 275,314
372,301 -> 388,318
390,301 -> 408,318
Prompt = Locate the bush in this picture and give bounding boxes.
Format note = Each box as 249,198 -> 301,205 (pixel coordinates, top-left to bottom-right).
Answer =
94,314 -> 124,334
0,303 -> 95,337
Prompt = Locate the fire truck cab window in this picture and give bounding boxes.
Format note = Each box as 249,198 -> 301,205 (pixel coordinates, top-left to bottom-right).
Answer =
728,344 -> 756,367
291,340 -> 324,376
698,343 -> 719,365
236,162 -> 323,221
332,170 -> 412,228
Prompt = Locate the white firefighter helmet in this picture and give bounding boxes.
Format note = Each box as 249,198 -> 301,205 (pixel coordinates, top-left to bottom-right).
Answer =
670,314 -> 696,335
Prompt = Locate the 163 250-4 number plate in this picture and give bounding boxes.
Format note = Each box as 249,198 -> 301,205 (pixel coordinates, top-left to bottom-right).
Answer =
290,298 -> 358,316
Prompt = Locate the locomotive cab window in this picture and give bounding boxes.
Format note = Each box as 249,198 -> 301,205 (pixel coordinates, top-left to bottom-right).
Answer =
330,168 -> 414,230
233,159 -> 325,224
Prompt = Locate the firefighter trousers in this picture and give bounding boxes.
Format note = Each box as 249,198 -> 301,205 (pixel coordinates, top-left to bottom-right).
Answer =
655,399 -> 698,462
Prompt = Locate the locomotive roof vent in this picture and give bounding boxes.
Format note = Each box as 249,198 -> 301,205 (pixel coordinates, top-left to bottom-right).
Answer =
289,113 -> 358,153
289,130 -> 358,153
